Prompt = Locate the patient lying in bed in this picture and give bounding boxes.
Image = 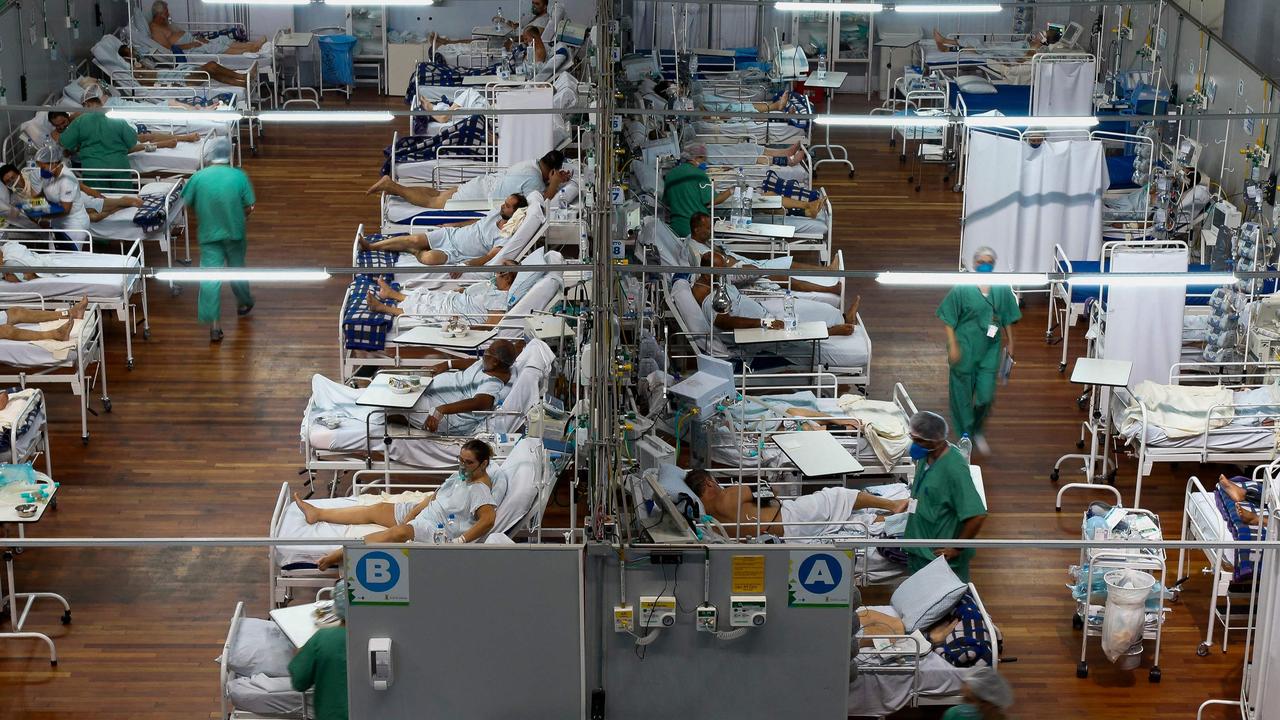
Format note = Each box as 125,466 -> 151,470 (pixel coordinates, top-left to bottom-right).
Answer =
0,297 -> 87,340
684,213 -> 837,295
359,193 -> 529,266
692,275 -> 860,334
685,469 -> 907,540
363,265 -> 521,324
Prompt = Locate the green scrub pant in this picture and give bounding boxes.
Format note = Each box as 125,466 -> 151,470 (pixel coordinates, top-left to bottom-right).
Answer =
948,344 -> 1000,437
198,238 -> 253,325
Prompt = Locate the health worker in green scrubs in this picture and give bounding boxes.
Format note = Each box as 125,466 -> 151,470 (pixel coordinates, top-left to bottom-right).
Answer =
290,581 -> 349,720
903,411 -> 987,582
57,86 -> 137,191
662,144 -> 733,237
181,136 -> 255,343
937,245 -> 1020,453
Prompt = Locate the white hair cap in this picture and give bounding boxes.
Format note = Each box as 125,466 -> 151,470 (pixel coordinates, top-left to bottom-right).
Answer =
964,666 -> 1013,709
208,136 -> 233,165
34,144 -> 64,164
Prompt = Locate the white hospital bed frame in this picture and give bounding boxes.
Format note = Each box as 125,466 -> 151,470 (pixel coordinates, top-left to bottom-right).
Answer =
219,600 -> 312,720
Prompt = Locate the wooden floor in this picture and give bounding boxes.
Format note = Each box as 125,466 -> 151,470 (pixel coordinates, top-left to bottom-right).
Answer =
0,91 -> 1255,718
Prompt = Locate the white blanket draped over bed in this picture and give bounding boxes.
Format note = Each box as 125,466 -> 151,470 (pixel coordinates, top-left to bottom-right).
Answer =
1120,381 -> 1234,439
962,131 -> 1104,272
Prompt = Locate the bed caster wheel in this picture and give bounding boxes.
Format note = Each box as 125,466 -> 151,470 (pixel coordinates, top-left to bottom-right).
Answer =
848,170 -> 855,178
126,360 -> 134,371
81,435 -> 89,446
1197,642 -> 1210,657
1149,667 -> 1161,683
1072,613 -> 1083,630
899,154 -> 906,163
50,659 -> 57,666
142,328 -> 151,340
888,138 -> 896,148
179,258 -> 192,266
169,286 -> 182,298
906,175 -> 914,184
60,610 -> 71,625
50,497 -> 57,510
1076,439 -> 1085,449
1059,362 -> 1067,373
1076,397 -> 1087,411
103,399 -> 112,413
915,185 -> 922,192
1105,470 -> 1117,484
1051,468 -> 1060,482
1076,661 -> 1088,678
953,184 -> 962,193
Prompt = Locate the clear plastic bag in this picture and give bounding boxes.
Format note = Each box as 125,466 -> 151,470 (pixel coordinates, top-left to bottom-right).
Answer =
1101,569 -> 1155,664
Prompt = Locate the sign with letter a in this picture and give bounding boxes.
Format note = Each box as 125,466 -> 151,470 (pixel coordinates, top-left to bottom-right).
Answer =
347,549 -> 412,606
788,550 -> 852,607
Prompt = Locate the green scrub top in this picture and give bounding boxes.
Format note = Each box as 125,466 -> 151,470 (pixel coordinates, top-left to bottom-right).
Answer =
936,284 -> 1021,374
941,704 -> 983,720
904,446 -> 987,582
181,164 -> 255,244
289,625 -> 349,720
663,161 -> 712,237
57,113 -> 138,191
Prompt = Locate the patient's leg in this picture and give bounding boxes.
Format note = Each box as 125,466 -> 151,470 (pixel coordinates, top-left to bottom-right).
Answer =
367,291 -> 405,316
196,62 -> 247,86
361,234 -> 430,253
0,320 -> 74,341
140,131 -> 201,144
843,294 -> 861,326
7,297 -> 87,324
934,28 -> 960,52
294,492 -> 399,527
374,278 -> 407,302
768,277 -> 839,295
366,176 -> 457,208
1218,474 -> 1264,505
755,90 -> 791,113
225,39 -> 266,54
89,195 -> 144,221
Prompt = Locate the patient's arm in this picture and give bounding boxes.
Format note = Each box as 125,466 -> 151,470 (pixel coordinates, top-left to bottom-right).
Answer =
714,313 -> 781,331
426,393 -> 497,431
464,247 -> 503,266
785,407 -> 862,430
457,505 -> 496,543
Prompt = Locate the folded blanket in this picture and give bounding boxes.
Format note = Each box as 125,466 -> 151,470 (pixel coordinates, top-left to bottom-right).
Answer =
497,207 -> 528,238
24,318 -> 82,362
381,114 -> 486,176
1121,380 -> 1235,439
836,394 -> 910,470
343,278 -> 399,351
133,193 -> 168,233
0,388 -> 38,430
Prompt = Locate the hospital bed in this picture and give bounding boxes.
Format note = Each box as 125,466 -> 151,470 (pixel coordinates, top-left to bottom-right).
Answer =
218,600 -> 310,719
664,276 -> 870,388
916,24 -> 1084,78
1113,362 -> 1280,507
0,229 -> 150,370
121,12 -> 271,74
0,389 -> 52,476
1176,471 -> 1266,656
269,437 -> 556,606
340,246 -> 565,381
303,338 -> 555,490
849,581 -> 1001,717
0,302 -> 109,444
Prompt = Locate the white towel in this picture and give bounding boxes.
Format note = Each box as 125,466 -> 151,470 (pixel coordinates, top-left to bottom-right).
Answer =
1121,380 -> 1234,439
836,394 -> 911,470
0,388 -> 37,429
24,318 -> 82,362
498,207 -> 529,238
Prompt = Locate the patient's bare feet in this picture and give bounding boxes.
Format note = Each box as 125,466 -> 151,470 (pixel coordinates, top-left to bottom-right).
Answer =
844,295 -> 861,326
375,277 -> 395,298
805,198 -> 823,218
786,141 -> 801,155
51,320 -> 73,341
787,151 -> 804,167
358,236 -> 374,251
768,90 -> 791,112
294,492 -> 321,524
934,28 -> 954,52
366,290 -> 396,315
0,392 -> 10,411
366,176 -> 393,196
1218,474 -> 1247,502
69,296 -> 88,319
124,196 -> 144,208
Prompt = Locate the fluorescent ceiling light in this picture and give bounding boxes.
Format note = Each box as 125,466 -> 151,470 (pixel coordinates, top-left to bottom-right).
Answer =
893,4 -> 1002,12
258,111 -> 395,124
1069,273 -> 1236,287
815,115 -> 949,128
877,272 -> 1049,287
965,115 -> 1099,128
153,270 -> 331,282
107,109 -> 242,123
326,0 -> 433,5
775,3 -> 884,13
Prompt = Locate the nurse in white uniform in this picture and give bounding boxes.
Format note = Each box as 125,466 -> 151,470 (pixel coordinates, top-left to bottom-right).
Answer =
30,145 -> 91,238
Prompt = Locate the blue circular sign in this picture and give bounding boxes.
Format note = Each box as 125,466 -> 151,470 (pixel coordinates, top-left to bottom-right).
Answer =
356,551 -> 400,593
797,553 -> 842,594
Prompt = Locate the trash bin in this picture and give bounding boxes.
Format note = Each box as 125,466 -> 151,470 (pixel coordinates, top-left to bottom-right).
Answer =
1101,569 -> 1155,666
318,34 -> 358,86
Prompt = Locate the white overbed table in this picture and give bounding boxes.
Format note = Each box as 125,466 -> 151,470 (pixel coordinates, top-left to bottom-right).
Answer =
734,321 -> 828,369
270,601 -> 325,648
1053,357 -> 1132,510
392,326 -> 498,350
772,430 -> 864,477
0,473 -> 68,665
357,373 -> 431,409
802,70 -> 855,177
713,220 -> 796,240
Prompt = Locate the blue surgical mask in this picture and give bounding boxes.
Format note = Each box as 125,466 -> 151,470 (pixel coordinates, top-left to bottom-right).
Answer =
38,168 -> 54,179
697,162 -> 709,171
909,442 -> 931,460
976,263 -> 994,273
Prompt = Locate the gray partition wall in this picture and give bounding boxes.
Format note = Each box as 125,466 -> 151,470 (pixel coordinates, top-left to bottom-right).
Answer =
586,544 -> 857,719
344,544 -> 585,720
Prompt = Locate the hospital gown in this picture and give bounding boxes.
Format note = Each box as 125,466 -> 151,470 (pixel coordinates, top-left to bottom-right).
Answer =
178,31 -> 233,55
400,280 -> 511,323
409,362 -> 507,432
400,471 -> 502,542
703,284 -> 866,367
452,159 -> 545,202
426,208 -> 505,263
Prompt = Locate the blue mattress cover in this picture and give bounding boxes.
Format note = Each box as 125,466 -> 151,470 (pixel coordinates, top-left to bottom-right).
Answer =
1055,260 -> 1220,304
948,82 -> 1031,115
1107,154 -> 1138,190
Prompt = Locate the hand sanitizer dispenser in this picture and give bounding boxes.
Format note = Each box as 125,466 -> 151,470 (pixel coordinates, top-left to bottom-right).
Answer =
368,638 -> 393,690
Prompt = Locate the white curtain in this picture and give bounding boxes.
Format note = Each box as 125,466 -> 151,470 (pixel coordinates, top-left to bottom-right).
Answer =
1032,59 -> 1096,116
708,5 -> 758,50
962,131 -> 1105,272
498,88 -> 555,167
634,2 -> 703,50
1103,249 -> 1186,389
1251,513 -> 1280,720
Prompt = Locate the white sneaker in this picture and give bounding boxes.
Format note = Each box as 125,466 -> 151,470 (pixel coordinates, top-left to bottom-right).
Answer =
974,435 -> 991,455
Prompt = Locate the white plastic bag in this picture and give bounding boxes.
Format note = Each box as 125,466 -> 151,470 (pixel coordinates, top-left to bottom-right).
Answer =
1101,569 -> 1155,664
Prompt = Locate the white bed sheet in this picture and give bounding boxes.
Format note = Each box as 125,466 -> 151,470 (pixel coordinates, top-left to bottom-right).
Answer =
274,496 -> 382,568
0,337 -> 75,367
1124,423 -> 1276,451
849,604 -> 969,717
0,253 -> 139,299
1188,490 -> 1229,545
130,143 -> 211,175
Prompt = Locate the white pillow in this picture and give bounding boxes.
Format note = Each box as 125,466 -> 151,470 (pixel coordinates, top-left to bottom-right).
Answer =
510,247 -> 548,299
226,674 -> 304,715
890,555 -> 969,633
657,462 -> 703,516
490,438 -> 542,534
226,618 -> 295,678
955,75 -> 998,95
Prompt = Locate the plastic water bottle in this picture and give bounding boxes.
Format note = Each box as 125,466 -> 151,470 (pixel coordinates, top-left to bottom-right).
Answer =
817,53 -> 827,79
730,186 -> 743,227
495,6 -> 504,31
957,433 -> 973,463
782,290 -> 797,331
743,187 -> 754,228
432,523 -> 447,545
445,513 -> 459,540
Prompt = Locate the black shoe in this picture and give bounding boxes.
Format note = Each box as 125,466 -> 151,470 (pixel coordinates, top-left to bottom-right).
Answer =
237,303 -> 254,317
210,328 -> 224,343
